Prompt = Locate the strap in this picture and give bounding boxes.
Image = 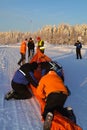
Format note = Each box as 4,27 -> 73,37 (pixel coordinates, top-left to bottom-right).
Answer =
19,69 -> 26,76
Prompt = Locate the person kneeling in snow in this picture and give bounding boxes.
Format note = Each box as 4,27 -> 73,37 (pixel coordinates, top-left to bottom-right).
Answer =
36,68 -> 76,130
39,61 -> 65,82
5,62 -> 38,100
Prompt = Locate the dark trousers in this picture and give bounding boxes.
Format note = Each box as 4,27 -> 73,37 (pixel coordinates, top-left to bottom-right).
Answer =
28,49 -> 34,62
28,49 -> 34,57
18,53 -> 26,65
76,48 -> 82,59
11,80 -> 32,99
42,92 -> 67,119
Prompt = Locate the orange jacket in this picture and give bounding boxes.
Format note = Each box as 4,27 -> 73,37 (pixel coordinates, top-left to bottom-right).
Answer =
37,71 -> 68,99
20,41 -> 26,54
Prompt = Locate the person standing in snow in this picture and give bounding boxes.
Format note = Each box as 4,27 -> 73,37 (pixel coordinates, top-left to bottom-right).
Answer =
5,62 -> 38,100
18,38 -> 27,66
74,40 -> 82,59
37,36 -> 45,53
27,37 -> 35,62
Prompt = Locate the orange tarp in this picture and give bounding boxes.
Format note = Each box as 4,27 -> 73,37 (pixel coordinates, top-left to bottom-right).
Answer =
30,49 -> 51,63
30,85 -> 82,130
30,50 -> 82,130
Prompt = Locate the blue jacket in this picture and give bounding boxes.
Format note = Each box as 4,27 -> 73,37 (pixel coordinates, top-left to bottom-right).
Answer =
74,41 -> 82,49
12,63 -> 38,87
13,70 -> 38,86
13,70 -> 29,85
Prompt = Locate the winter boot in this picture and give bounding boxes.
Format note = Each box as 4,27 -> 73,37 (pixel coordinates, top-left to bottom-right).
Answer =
5,90 -> 15,100
18,62 -> 21,66
66,107 -> 76,123
43,112 -> 53,130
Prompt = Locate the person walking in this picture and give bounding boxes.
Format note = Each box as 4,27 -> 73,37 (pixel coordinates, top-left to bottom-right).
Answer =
36,69 -> 70,130
37,36 -> 45,53
18,38 -> 27,66
74,40 -> 82,59
5,62 -> 38,100
27,37 -> 35,62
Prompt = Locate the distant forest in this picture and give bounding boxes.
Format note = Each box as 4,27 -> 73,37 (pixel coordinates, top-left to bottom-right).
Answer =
0,24 -> 87,45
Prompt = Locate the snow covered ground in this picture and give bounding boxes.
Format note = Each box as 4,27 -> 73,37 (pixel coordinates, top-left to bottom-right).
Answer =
0,43 -> 87,130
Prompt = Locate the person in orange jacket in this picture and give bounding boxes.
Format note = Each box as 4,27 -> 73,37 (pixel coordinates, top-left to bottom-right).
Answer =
18,38 -> 27,66
37,69 -> 71,130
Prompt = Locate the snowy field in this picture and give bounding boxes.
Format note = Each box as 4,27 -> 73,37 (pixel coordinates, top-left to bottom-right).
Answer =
0,44 -> 87,130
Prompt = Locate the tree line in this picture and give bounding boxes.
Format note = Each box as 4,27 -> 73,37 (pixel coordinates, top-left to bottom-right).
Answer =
0,23 -> 87,45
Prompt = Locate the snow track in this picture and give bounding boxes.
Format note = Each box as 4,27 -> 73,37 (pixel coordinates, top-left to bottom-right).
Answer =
0,45 -> 87,130
0,46 -> 43,130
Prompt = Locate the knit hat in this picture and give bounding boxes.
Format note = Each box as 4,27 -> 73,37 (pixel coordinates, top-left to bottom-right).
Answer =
37,36 -> 41,40
29,37 -> 32,40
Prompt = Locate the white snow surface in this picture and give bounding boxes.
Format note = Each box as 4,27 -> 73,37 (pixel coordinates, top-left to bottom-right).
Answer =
0,44 -> 87,130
